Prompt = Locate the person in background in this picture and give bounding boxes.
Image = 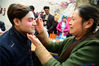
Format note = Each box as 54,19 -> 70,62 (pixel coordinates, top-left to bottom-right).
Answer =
53,13 -> 59,34
49,13 -> 59,39
39,11 -> 44,18
41,6 -> 55,35
29,5 -> 38,18
0,4 -> 41,66
27,5 -> 99,66
0,21 -> 6,34
56,15 -> 69,40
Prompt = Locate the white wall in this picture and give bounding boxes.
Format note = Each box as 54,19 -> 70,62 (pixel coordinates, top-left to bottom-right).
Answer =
0,0 -> 51,30
0,0 -> 75,30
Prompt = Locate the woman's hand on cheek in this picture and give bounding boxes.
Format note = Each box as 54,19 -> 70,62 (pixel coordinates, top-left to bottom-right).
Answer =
27,33 -> 42,46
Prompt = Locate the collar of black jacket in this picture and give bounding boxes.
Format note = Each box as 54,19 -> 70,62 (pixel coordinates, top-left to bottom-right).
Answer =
9,26 -> 29,43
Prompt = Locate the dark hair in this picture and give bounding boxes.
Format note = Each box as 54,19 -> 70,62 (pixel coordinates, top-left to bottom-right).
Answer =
29,5 -> 35,11
62,15 -> 67,19
43,6 -> 50,10
7,4 -> 32,25
77,5 -> 99,32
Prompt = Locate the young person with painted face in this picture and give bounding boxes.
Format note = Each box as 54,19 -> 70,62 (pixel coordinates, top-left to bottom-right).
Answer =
0,4 -> 41,66
27,5 -> 99,66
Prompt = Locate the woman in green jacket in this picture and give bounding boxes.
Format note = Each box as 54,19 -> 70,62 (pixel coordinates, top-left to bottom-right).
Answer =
27,5 -> 99,66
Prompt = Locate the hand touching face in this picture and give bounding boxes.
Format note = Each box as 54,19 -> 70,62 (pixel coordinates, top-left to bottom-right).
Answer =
35,18 -> 44,34
27,33 -> 42,46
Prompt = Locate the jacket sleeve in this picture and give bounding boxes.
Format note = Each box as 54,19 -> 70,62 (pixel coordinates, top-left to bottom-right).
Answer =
43,40 -> 99,66
46,37 -> 74,55
46,40 -> 65,54
56,22 -> 62,32
63,23 -> 69,32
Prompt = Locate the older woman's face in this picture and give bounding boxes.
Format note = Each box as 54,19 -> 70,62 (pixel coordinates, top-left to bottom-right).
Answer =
69,9 -> 84,37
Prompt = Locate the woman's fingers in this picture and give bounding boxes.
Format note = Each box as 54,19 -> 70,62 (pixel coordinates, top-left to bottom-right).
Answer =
36,18 -> 44,34
27,33 -> 34,41
27,33 -> 41,46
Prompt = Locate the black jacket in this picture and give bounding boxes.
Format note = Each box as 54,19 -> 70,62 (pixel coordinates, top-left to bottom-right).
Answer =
41,14 -> 55,34
0,26 -> 41,66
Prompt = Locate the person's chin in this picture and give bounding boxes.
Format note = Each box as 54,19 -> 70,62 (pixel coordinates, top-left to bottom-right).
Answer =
70,31 -> 74,35
28,31 -> 33,34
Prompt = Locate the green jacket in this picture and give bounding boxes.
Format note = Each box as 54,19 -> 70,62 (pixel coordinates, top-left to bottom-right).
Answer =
43,36 -> 99,66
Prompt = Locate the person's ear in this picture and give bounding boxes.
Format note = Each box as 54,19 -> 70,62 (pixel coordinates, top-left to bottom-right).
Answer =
13,18 -> 20,26
84,18 -> 94,29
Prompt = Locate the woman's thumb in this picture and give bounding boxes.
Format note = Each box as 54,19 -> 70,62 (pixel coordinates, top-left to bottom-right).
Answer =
27,33 -> 34,41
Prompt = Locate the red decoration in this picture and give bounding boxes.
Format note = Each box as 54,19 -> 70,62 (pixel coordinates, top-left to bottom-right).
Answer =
0,7 -> 6,16
61,2 -> 67,8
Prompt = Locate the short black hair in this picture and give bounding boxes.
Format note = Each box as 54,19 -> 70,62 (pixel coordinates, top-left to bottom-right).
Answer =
43,6 -> 50,10
7,4 -> 32,25
29,5 -> 35,11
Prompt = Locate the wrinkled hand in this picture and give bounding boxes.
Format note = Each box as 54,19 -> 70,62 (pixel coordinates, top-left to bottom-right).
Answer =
36,18 -> 44,34
27,33 -> 42,46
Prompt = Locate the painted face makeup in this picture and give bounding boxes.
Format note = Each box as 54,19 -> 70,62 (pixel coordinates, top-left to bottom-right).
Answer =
17,11 -> 37,34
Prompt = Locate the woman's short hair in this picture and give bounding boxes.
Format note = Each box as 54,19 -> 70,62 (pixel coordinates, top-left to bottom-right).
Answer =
77,5 -> 99,32
7,4 -> 32,25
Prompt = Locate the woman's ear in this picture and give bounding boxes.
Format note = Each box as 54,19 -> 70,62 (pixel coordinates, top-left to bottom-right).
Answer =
84,18 -> 94,28
13,18 -> 20,26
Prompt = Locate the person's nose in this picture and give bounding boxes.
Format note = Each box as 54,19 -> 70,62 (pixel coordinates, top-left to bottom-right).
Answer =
69,20 -> 72,25
33,20 -> 37,25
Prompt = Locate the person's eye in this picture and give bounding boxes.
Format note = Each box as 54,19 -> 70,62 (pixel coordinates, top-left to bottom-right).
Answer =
28,18 -> 33,22
72,19 -> 75,21
71,18 -> 75,21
